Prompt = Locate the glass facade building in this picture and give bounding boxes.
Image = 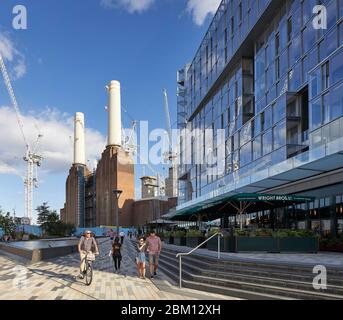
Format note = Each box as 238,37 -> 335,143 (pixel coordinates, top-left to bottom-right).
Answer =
176,0 -> 343,236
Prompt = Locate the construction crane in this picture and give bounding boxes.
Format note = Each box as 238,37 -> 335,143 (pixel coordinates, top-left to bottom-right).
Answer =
121,119 -> 165,197
162,89 -> 178,197
0,53 -> 43,223
163,89 -> 176,162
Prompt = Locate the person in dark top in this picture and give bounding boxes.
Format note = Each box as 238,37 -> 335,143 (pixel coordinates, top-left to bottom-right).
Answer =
112,237 -> 122,272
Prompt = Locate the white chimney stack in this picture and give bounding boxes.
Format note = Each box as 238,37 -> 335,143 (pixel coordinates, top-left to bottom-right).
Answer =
74,112 -> 86,165
107,80 -> 122,146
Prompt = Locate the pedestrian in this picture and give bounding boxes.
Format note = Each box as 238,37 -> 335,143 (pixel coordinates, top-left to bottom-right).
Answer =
112,237 -> 122,272
136,237 -> 146,279
119,231 -> 125,244
110,229 -> 114,241
146,230 -> 162,279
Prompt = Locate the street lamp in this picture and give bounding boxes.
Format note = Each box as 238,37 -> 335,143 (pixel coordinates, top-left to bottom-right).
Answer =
112,189 -> 123,236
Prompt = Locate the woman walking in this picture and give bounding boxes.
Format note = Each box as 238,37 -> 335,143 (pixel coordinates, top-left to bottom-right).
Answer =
112,237 -> 122,272
136,237 -> 146,279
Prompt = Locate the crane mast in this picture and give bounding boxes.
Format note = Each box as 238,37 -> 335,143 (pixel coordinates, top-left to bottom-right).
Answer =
0,53 -> 43,223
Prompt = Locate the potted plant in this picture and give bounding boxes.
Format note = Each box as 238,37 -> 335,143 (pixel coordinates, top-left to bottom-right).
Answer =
235,229 -> 279,253
173,230 -> 186,246
186,229 -> 206,248
276,229 -> 318,253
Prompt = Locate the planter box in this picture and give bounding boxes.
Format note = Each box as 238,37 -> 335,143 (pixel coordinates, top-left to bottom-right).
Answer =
235,237 -> 318,253
164,236 -> 174,245
279,237 -> 318,253
169,236 -> 174,245
186,237 -> 207,248
320,243 -> 343,252
236,237 -> 279,253
173,237 -> 186,246
207,236 -> 234,252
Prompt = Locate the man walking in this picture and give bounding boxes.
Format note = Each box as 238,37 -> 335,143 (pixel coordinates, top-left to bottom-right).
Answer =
146,230 -> 162,279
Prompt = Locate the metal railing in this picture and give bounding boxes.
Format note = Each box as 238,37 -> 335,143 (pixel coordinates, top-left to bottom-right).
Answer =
176,232 -> 223,289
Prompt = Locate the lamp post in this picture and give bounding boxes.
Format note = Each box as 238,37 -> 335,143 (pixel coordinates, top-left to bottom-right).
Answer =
112,189 -> 123,236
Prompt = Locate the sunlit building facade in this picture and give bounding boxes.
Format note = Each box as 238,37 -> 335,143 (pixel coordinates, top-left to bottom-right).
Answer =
176,0 -> 343,236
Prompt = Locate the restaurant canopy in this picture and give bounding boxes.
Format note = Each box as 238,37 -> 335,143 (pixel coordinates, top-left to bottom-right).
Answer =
167,193 -> 314,222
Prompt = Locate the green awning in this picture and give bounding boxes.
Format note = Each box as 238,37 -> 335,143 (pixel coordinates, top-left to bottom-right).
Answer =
168,193 -> 314,222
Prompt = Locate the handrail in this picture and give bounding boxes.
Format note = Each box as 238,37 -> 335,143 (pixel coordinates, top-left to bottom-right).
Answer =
176,232 -> 223,289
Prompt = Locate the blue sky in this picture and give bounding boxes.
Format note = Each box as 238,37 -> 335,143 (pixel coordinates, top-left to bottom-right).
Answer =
0,0 -> 221,222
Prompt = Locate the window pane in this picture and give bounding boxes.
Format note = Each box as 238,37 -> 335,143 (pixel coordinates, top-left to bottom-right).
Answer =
262,129 -> 273,155
310,98 -> 322,130
240,142 -> 252,167
323,93 -> 330,124
330,82 -> 343,120
273,98 -> 286,123
273,120 -> 286,149
253,136 -> 262,160
331,49 -> 343,85
309,68 -> 321,99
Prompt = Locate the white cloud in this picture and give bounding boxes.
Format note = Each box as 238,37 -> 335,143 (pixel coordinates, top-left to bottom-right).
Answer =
0,33 -> 26,79
0,106 -> 107,177
186,0 -> 222,26
100,0 -> 155,13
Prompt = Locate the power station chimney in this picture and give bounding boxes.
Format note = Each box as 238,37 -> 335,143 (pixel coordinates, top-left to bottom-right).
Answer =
106,80 -> 122,147
73,112 -> 86,165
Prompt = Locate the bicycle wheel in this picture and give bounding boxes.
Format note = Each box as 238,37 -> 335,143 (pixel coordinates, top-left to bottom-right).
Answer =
85,262 -> 93,286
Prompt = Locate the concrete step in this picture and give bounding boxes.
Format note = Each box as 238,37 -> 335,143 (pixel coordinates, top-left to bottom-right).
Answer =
157,255 -> 292,300
160,250 -> 343,287
158,250 -> 343,300
190,273 -> 343,300
160,251 -> 343,297
161,247 -> 343,277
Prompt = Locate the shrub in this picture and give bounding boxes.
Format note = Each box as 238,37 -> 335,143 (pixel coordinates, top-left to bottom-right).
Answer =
207,228 -> 220,237
173,230 -> 186,237
276,229 -> 317,238
164,231 -> 171,238
187,229 -> 202,237
235,229 -> 250,237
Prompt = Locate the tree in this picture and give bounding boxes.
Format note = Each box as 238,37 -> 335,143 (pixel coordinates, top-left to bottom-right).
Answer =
36,202 -> 75,237
36,202 -> 51,226
0,207 -> 17,236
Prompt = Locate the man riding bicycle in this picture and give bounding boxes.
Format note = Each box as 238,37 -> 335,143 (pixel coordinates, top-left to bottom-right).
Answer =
78,230 -> 99,279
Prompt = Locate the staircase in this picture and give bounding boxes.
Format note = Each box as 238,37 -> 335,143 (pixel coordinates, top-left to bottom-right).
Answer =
158,246 -> 343,300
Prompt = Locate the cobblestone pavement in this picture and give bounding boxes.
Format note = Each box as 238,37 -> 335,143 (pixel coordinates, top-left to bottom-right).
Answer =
0,238 -> 237,300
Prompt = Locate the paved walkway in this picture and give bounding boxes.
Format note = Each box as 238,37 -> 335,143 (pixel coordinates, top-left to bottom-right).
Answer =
0,238 -> 237,300
165,243 -> 343,269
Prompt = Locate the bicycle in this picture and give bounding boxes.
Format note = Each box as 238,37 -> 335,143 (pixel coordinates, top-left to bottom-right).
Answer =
80,251 -> 97,286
